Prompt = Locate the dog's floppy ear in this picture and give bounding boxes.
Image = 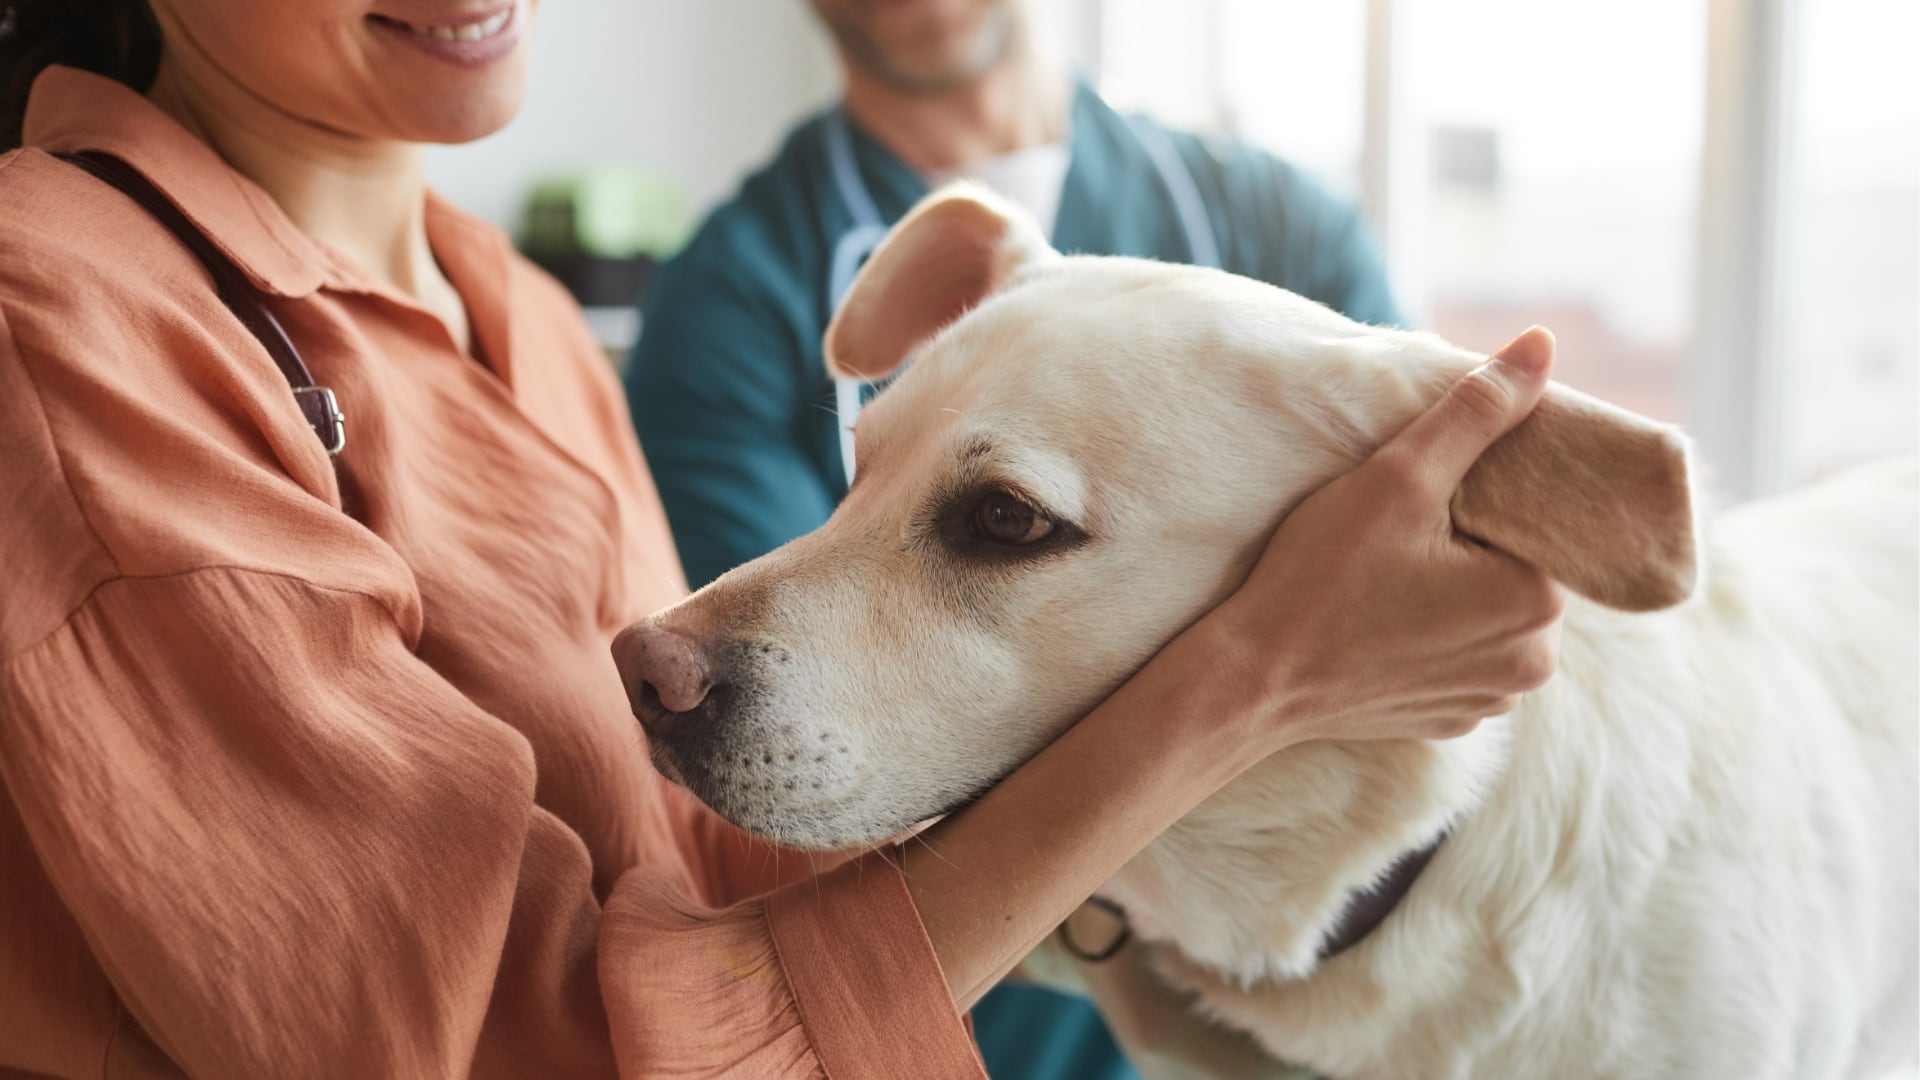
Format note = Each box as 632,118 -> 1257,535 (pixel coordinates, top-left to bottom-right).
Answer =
825,182 -> 1056,382
1451,366 -> 1699,612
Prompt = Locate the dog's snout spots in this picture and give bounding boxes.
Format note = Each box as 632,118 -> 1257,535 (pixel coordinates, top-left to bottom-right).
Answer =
613,632 -> 874,847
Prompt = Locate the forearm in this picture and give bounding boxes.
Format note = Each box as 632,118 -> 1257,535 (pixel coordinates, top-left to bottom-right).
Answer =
903,634 -> 1269,1009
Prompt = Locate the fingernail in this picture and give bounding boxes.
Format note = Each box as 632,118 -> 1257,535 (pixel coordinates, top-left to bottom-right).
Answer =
1494,326 -> 1555,376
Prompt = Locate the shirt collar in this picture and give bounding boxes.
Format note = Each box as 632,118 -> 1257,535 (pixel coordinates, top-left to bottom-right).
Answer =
1050,80 -> 1168,258
23,65 -> 330,299
837,78 -> 1138,255
22,66 -> 524,383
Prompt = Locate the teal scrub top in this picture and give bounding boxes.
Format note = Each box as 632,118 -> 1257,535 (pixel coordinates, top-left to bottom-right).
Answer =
625,82 -> 1400,1080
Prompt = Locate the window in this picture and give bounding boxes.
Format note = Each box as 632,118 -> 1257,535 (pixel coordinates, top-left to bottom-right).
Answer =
1412,0 -> 1706,424
1092,0 -> 1917,497
1215,0 -> 1368,197
1778,0 -> 1919,484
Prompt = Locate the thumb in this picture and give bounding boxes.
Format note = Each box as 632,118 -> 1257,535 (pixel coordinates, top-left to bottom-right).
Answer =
1388,326 -> 1555,495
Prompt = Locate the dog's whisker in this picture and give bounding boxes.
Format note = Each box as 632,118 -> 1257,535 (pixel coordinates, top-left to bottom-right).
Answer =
908,830 -> 958,872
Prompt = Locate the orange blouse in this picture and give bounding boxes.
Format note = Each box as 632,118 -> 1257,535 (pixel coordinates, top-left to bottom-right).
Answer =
0,67 -> 982,1080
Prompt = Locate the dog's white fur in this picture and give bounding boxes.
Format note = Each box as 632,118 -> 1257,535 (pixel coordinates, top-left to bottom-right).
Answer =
628,187 -> 1919,1079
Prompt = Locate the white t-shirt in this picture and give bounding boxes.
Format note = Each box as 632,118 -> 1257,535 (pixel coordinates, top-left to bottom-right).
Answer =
924,141 -> 1072,238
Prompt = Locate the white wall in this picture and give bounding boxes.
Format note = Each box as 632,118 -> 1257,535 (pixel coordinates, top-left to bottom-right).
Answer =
422,0 -> 1101,231
424,0 -> 841,230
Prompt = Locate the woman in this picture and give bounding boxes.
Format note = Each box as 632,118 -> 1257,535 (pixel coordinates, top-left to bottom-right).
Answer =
0,1 -> 1562,1076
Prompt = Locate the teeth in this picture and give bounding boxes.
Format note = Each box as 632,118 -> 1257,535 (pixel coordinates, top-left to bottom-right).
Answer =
402,7 -> 511,42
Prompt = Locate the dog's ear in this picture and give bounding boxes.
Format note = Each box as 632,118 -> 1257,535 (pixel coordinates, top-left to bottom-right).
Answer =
1451,372 -> 1699,612
825,183 -> 1056,381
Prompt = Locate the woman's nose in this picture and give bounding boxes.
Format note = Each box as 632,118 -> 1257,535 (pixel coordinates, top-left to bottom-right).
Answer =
612,620 -> 717,731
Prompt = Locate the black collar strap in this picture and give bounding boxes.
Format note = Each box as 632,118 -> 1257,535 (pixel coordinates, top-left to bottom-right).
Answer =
1060,832 -> 1448,968
1313,831 -> 1448,962
55,150 -> 345,457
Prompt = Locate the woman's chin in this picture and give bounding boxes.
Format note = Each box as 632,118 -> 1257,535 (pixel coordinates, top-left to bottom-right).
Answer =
394,82 -> 529,145
426,104 -> 524,145
361,40 -> 533,145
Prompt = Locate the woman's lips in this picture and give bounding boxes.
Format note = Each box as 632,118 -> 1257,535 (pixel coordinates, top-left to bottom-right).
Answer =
367,2 -> 523,67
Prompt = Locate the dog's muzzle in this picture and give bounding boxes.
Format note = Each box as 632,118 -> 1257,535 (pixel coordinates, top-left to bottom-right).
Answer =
612,620 -> 870,846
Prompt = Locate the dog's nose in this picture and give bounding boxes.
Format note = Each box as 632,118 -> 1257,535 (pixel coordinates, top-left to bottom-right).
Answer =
612,620 -> 718,735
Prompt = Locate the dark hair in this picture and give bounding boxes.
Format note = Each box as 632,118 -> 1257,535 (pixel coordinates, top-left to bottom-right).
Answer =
0,0 -> 160,150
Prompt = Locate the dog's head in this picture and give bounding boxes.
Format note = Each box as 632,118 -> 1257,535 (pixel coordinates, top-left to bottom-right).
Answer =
614,185 -> 1698,850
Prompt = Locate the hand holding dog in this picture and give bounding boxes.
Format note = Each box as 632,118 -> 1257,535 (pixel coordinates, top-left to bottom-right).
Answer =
1199,327 -> 1568,756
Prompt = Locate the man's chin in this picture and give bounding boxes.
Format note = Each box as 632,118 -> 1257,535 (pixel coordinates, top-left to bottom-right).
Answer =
835,1 -> 1015,96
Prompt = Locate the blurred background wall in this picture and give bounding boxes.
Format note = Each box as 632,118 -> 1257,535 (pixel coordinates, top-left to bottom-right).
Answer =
422,1 -> 1098,224
422,2 -> 837,228
422,0 -> 1917,500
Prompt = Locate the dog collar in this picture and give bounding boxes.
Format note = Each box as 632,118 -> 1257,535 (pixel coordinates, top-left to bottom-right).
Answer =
1058,894 -> 1132,962
1059,832 -> 1448,967
1314,830 -> 1449,962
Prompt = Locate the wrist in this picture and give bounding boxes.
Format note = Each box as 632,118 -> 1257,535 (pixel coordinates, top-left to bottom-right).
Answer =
1127,613 -> 1300,783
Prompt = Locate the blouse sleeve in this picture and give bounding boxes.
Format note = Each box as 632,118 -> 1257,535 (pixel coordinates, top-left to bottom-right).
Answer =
0,298 -> 985,1079
0,566 -> 605,1078
0,564 -> 985,1080
601,855 -> 985,1078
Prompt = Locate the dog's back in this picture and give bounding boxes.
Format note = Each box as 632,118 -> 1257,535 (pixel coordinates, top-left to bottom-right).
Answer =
1685,460 -> 1919,1076
1538,460 -> 1916,1078
1467,460 -> 1913,1078
611,182 -> 1919,1077
1157,461 -> 1919,1080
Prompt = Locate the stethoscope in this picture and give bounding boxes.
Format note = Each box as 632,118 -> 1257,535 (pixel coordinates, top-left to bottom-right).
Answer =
824,103 -> 1222,486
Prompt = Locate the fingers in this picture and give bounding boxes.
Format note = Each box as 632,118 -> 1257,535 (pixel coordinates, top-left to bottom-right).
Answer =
1471,547 -> 1568,636
1384,326 -> 1556,497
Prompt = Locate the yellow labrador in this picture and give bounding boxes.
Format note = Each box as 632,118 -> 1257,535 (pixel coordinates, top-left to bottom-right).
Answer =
615,187 -> 1918,1080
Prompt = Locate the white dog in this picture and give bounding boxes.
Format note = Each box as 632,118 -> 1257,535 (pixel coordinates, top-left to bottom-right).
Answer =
615,186 -> 1919,1079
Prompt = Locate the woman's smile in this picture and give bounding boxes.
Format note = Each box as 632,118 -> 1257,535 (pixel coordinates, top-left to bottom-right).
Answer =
367,1 -> 522,66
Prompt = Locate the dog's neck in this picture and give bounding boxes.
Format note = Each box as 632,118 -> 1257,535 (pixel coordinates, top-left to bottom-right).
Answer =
1313,828 -> 1449,961
1106,720 -> 1508,985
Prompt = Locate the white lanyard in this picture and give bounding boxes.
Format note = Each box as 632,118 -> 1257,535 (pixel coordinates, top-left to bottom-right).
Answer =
825,104 -> 1219,486
825,109 -> 893,487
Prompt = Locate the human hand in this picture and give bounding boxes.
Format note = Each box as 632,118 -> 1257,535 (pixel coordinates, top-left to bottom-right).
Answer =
1196,328 -> 1567,756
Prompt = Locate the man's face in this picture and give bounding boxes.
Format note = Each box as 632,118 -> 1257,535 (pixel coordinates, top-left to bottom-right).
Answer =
810,0 -> 1015,94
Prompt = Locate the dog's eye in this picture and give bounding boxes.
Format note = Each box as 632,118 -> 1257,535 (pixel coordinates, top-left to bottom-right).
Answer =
971,491 -> 1055,545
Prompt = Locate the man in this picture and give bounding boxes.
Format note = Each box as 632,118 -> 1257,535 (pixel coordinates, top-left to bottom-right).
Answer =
625,0 -> 1400,1074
